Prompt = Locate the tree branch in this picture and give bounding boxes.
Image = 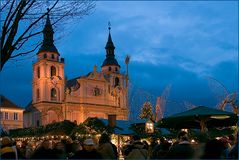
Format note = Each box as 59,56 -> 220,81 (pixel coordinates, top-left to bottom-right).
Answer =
0,0 -> 10,12
11,0 -> 59,50
10,42 -> 42,59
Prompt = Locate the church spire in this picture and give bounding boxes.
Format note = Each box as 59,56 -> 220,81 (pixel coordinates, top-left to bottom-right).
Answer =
38,9 -> 59,55
102,22 -> 120,68
105,22 -> 115,57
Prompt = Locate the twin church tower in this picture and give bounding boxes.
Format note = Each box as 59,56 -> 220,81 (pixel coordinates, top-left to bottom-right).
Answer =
24,14 -> 129,127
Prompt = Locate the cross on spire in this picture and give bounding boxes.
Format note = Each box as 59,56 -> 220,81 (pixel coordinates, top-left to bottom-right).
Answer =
108,21 -> 111,31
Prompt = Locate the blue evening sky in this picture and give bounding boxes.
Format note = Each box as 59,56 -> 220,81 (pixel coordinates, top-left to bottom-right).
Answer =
0,1 -> 238,117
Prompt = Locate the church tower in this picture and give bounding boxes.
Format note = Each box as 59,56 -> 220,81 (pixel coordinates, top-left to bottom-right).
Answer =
101,25 -> 128,114
101,26 -> 121,87
32,13 -> 65,104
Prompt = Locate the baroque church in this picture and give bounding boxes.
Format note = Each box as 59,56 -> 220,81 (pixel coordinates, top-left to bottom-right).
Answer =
24,14 -> 129,127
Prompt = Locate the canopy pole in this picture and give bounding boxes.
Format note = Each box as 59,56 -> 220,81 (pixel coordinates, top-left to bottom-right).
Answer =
199,117 -> 209,133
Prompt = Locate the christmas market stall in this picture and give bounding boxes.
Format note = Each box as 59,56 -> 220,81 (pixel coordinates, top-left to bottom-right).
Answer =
158,106 -> 238,133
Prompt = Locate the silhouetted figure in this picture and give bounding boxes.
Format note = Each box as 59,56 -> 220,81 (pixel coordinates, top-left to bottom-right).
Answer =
0,136 -> 16,160
97,133 -> 117,159
229,141 -> 238,159
165,132 -> 195,159
125,135 -> 148,159
70,141 -> 83,158
151,137 -> 171,159
31,140 -> 57,159
201,139 -> 225,159
70,138 -> 102,159
53,141 -> 67,159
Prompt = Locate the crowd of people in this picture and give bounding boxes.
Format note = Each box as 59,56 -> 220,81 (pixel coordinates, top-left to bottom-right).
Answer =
0,132 -> 238,159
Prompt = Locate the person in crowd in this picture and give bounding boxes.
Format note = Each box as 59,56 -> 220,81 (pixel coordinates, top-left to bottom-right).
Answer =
165,131 -> 195,159
25,142 -> 34,159
110,140 -> 118,159
31,140 -> 57,159
53,141 -> 67,159
125,135 -> 148,159
228,134 -> 238,159
69,141 -> 83,158
151,137 -> 171,159
142,140 -> 149,150
97,133 -> 117,159
219,136 -> 232,158
148,137 -> 158,159
122,140 -> 132,157
229,141 -> 238,159
228,134 -> 237,148
65,137 -> 74,157
0,136 -> 16,159
70,138 -> 102,159
201,138 -> 225,159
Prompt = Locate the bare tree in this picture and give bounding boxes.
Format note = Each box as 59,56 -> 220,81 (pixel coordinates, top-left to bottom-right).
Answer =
206,76 -> 238,114
0,0 -> 95,71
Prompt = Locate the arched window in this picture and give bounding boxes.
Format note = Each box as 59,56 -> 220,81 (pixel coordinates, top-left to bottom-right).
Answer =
36,89 -> 40,99
109,67 -> 112,71
115,67 -> 118,72
37,67 -> 40,78
51,88 -> 57,100
51,54 -> 55,59
115,77 -> 120,87
51,66 -> 56,77
43,53 -> 47,59
36,120 -> 40,127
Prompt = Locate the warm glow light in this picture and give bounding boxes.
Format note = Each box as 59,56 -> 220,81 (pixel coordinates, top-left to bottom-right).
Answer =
210,115 -> 230,119
0,108 -> 24,112
145,120 -> 154,133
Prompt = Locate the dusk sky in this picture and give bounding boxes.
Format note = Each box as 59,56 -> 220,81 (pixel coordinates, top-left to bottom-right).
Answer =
0,1 -> 238,117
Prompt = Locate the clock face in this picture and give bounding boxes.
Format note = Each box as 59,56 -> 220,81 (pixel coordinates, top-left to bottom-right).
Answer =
51,76 -> 59,86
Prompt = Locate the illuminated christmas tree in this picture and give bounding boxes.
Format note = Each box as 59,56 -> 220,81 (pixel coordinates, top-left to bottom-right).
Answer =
139,101 -> 154,121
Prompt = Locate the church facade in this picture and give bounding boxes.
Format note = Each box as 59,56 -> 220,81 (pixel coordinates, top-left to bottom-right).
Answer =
24,15 -> 129,127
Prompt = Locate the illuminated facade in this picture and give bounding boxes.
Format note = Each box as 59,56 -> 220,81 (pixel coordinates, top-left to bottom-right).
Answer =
24,15 -> 129,127
0,95 -> 24,131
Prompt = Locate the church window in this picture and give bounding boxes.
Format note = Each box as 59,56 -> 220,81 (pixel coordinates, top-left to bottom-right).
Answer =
36,120 -> 40,127
43,53 -> 47,59
14,113 -> 18,120
118,97 -> 120,106
109,67 -> 112,71
51,88 -> 57,100
115,67 -> 118,72
37,67 -> 40,78
51,54 -> 55,59
115,77 -> 120,87
5,112 -> 9,120
37,89 -> 40,99
51,66 -> 56,77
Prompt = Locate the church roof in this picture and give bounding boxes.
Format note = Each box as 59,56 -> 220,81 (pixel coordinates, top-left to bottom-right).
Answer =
105,31 -> 115,50
66,76 -> 81,88
24,101 -> 38,113
38,12 -> 59,55
102,57 -> 120,67
99,118 -> 147,135
0,95 -> 24,110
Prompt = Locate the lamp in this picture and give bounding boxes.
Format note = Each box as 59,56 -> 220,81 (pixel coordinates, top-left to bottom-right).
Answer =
145,119 -> 154,133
